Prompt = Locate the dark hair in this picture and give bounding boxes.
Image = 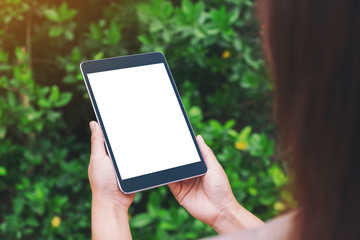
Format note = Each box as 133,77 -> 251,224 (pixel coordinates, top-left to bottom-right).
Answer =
259,0 -> 360,239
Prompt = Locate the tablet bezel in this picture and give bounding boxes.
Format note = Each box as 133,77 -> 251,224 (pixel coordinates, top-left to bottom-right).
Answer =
80,52 -> 207,193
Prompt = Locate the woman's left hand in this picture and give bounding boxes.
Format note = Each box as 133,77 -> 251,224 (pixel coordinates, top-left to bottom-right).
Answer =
88,121 -> 135,240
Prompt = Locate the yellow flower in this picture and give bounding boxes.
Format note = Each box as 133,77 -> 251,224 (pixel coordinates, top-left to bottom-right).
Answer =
222,50 -> 231,59
274,201 -> 286,211
51,216 -> 61,228
235,141 -> 248,151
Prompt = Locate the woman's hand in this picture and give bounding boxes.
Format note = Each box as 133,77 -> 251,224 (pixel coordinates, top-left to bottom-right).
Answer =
88,120 -> 135,207
169,135 -> 263,234
88,121 -> 135,240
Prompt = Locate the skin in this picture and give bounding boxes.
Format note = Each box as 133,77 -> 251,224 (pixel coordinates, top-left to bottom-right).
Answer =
168,135 -> 263,234
88,121 -> 294,239
89,121 -> 134,239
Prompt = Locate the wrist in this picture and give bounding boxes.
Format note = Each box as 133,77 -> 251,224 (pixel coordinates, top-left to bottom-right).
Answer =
92,192 -> 130,212
91,194 -> 132,240
92,194 -> 130,226
211,198 -> 264,234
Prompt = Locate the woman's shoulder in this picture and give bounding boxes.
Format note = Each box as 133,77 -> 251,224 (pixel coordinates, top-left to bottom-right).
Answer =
205,211 -> 296,240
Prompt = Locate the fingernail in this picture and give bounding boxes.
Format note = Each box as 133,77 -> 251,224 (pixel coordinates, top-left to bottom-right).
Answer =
198,135 -> 205,144
89,122 -> 95,132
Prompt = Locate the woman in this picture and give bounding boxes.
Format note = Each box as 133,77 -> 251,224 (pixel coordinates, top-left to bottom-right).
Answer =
88,0 -> 360,239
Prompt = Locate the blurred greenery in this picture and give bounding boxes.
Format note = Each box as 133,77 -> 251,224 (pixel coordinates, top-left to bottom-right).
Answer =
0,0 -> 289,239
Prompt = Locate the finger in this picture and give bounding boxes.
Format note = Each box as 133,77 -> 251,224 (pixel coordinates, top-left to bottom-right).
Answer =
196,135 -> 222,170
168,182 -> 181,197
90,121 -> 107,159
169,180 -> 195,205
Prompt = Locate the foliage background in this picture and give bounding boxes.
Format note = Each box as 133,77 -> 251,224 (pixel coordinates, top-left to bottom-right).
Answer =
0,0 -> 289,239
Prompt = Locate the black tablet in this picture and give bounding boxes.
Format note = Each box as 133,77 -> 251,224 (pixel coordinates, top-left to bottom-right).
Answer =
80,52 -> 207,193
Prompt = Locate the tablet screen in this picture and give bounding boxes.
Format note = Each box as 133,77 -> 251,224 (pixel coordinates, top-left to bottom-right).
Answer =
87,63 -> 201,180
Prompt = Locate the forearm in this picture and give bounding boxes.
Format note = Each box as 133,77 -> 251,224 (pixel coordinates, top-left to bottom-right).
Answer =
211,199 -> 264,234
92,195 -> 132,240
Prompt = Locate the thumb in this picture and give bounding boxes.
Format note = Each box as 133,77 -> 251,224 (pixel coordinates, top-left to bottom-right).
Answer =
90,121 -> 107,159
196,135 -> 222,171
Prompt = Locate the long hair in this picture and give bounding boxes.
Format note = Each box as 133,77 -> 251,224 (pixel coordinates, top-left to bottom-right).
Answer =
259,0 -> 360,239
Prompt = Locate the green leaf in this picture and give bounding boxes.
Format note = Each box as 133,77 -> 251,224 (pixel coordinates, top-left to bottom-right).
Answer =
0,126 -> 6,139
0,64 -> 12,71
43,9 -> 60,22
54,92 -> 72,107
64,30 -> 74,41
210,6 -> 227,29
138,35 -> 150,45
159,221 -> 176,230
55,195 -> 68,208
13,197 -> 25,214
243,47 -> 261,69
131,213 -> 154,228
50,86 -> 60,102
233,38 -> 243,51
103,21 -> 121,45
249,133 -> 274,157
38,98 -> 51,108
189,106 -> 203,123
94,51 -> 104,60
137,4 -> 152,23
147,191 -> 161,217
162,1 -> 173,18
181,0 -> 194,16
228,129 -> 238,138
268,164 -> 287,187
229,9 -> 240,24
248,187 -> 258,196
148,191 -> 161,208
7,91 -> 17,107
89,23 -> 102,40
15,46 -> 27,63
225,119 -> 236,129
4,15 -> 12,24
238,126 -> 252,142
205,28 -> 219,35
209,120 -> 222,130
0,166 -> 7,176
149,20 -> 163,32
24,218 -> 39,228
59,2 -> 77,21
133,192 -> 142,204
241,72 -> 259,89
185,232 -> 198,239
49,26 -> 64,37
0,50 -> 8,62
193,28 -> 206,39
39,86 -> 50,96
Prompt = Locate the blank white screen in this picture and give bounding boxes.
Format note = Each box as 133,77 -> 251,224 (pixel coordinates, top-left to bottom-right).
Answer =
87,63 -> 201,180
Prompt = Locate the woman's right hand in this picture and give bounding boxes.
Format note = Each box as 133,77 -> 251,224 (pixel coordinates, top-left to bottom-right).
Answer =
169,135 -> 263,234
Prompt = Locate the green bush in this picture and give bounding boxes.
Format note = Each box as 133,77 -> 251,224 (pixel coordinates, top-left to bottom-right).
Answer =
0,0 -> 288,239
